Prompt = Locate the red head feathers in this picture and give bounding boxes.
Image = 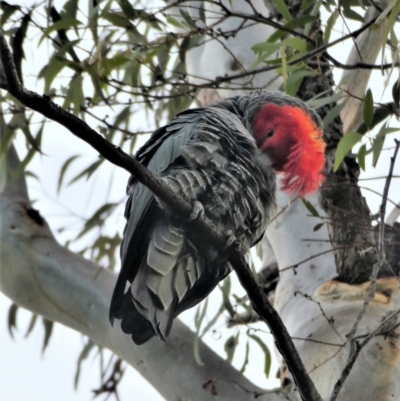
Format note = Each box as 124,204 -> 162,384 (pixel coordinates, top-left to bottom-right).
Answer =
253,103 -> 326,196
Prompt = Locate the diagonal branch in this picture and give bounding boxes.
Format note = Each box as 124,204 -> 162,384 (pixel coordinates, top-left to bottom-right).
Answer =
0,31 -> 322,401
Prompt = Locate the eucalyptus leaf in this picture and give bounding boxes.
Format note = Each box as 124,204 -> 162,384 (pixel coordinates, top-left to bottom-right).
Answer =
39,18 -> 82,45
363,89 -> 374,129
334,132 -> 362,171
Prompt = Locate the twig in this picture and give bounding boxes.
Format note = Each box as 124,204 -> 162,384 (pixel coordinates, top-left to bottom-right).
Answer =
330,308 -> 400,401
329,140 -> 400,401
0,31 -> 323,401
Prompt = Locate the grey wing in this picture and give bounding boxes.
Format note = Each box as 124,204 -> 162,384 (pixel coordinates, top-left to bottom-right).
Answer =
109,109 -> 205,342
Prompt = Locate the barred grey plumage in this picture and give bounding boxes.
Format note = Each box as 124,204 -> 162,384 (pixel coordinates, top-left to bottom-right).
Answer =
110,91 -> 325,344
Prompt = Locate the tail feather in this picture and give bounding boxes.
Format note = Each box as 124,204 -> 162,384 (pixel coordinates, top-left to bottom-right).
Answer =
114,292 -> 155,345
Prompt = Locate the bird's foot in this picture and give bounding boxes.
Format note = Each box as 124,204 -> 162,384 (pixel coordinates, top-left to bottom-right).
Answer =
223,230 -> 237,251
189,201 -> 205,221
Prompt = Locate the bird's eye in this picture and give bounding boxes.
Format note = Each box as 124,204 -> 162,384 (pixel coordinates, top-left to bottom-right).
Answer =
265,129 -> 274,139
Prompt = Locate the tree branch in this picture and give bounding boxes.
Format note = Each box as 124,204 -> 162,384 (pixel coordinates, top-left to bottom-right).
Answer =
0,138 -> 287,401
0,31 -> 322,401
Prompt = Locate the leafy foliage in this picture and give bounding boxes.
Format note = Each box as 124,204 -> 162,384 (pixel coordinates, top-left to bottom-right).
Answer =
1,0 -> 399,399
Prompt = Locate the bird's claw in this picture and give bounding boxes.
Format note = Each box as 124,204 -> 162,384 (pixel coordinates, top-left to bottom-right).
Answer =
223,230 -> 237,251
189,201 -> 205,221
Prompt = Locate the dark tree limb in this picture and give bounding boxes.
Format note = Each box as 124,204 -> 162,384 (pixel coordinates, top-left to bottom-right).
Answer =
0,31 -> 322,401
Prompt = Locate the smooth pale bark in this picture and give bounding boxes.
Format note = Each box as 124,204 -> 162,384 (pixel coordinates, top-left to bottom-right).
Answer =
266,187 -> 400,400
165,0 -> 282,103
0,139 -> 292,401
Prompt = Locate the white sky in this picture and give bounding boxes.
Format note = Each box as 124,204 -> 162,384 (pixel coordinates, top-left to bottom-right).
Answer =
1,1 -> 399,401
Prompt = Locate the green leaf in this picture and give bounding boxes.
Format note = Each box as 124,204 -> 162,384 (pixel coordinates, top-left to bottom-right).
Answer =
117,0 -> 137,20
41,318 -> 53,353
286,69 -> 316,96
248,334 -> 272,378
307,92 -> 343,109
313,222 -> 325,232
240,341 -> 250,373
7,303 -> 18,339
199,2 -> 206,23
21,121 -> 43,153
342,6 -> 364,22
72,75 -> 84,116
58,155 -> 81,193
24,314 -> 38,338
224,333 -> 239,363
334,132 -> 362,171
39,57 -> 69,94
393,80 -> 400,105
300,0 -> 314,10
281,37 -> 307,53
301,198 -> 320,217
102,11 -> 131,27
165,15 -> 183,29
375,0 -> 397,25
363,89 -> 374,129
77,203 -> 117,239
281,47 -> 287,90
193,298 -> 208,366
61,0 -> 78,19
322,102 -> 346,129
372,134 -> 386,167
12,146 -> 36,178
357,144 -> 367,171
74,339 -> 96,389
179,9 -> 197,29
221,276 -> 235,317
268,16 -> 317,43
271,0 -> 292,21
376,127 -> 399,137
12,13 -> 30,86
383,1 -> 400,59
252,42 -> 280,62
324,10 -> 339,44
1,2 -> 20,25
39,18 -> 82,45
67,158 -> 104,186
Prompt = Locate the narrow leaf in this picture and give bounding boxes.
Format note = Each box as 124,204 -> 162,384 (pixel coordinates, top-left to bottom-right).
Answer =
74,339 -> 96,388
179,9 -> 197,29
324,10 -> 339,44
372,135 -> 386,167
334,132 -> 362,171
67,159 -> 103,186
224,333 -> 239,363
39,18 -> 82,45
7,303 -> 18,339
281,47 -> 287,90
322,102 -> 346,129
24,314 -> 38,338
313,222 -> 325,232
271,0 -> 292,21
375,0 -> 396,25
58,155 -> 81,193
240,341 -> 250,373
41,318 -> 53,353
363,89 -> 374,129
392,80 -> 400,105
357,144 -> 367,171
268,16 -> 316,43
301,198 -> 320,217
221,276 -> 235,317
249,334 -> 272,378
193,298 -> 208,366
